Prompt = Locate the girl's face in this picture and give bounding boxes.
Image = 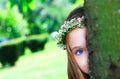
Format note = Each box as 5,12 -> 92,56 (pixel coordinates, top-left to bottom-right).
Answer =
67,27 -> 89,74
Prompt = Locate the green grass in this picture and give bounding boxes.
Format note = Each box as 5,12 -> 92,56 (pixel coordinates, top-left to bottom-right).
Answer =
0,41 -> 68,79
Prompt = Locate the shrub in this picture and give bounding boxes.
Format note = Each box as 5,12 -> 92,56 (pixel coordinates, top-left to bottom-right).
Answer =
0,9 -> 29,37
0,37 -> 25,67
26,33 -> 48,52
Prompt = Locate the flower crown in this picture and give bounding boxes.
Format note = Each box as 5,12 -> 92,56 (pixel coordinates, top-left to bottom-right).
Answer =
55,16 -> 85,50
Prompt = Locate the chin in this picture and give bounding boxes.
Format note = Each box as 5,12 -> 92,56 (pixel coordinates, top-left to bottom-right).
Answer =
81,67 -> 89,74
82,69 -> 90,79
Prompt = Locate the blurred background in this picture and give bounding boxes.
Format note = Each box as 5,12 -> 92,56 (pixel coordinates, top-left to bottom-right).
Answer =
0,0 -> 84,79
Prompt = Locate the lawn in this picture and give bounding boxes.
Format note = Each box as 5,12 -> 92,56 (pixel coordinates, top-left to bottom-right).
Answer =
0,41 -> 68,79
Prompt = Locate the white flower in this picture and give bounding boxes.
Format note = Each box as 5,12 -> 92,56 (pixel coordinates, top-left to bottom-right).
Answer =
61,26 -> 67,32
64,21 -> 67,24
81,16 -> 84,19
54,16 -> 85,50
70,19 -> 75,23
59,30 -> 63,34
51,31 -> 58,38
77,18 -> 82,23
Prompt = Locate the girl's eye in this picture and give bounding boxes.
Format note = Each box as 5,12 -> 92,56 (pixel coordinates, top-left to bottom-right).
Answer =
75,49 -> 84,55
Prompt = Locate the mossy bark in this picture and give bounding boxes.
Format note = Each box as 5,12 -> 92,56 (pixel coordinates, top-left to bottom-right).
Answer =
85,0 -> 120,79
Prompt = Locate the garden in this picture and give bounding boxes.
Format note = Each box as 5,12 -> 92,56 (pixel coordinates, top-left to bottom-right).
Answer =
0,0 -> 84,79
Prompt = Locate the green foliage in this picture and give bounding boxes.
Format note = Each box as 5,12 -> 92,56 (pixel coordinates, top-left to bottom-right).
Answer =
0,0 -> 84,37
0,41 -> 68,79
8,0 -> 84,35
0,37 -> 25,48
39,0 -> 53,5
35,5 -> 68,33
0,0 -> 85,78
26,33 -> 48,41
0,9 -> 29,37
25,34 -> 48,52
68,0 -> 76,3
72,0 -> 84,9
9,0 -> 35,12
0,37 -> 26,66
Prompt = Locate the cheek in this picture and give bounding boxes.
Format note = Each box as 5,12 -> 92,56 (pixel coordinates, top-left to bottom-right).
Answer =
74,53 -> 89,74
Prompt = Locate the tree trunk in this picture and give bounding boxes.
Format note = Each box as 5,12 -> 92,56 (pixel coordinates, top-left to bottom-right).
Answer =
85,0 -> 120,79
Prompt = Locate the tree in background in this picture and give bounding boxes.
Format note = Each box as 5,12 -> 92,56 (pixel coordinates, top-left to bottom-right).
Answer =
8,0 -> 84,35
8,0 -> 68,35
0,0 -> 84,36
0,8 -> 28,38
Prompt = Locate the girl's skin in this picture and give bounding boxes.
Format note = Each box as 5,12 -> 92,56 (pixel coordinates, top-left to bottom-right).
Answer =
67,27 -> 89,74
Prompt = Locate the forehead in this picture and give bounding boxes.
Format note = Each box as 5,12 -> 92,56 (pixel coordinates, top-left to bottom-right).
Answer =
67,27 -> 87,49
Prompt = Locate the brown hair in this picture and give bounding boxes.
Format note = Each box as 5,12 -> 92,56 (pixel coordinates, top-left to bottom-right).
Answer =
65,7 -> 90,79
66,7 -> 87,26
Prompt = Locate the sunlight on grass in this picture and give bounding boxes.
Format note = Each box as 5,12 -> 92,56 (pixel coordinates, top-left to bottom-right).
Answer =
0,41 -> 68,79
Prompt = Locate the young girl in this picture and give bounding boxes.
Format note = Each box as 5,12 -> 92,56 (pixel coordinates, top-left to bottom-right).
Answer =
55,7 -> 90,79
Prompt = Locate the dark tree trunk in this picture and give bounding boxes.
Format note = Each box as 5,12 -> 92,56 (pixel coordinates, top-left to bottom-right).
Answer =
85,0 -> 120,79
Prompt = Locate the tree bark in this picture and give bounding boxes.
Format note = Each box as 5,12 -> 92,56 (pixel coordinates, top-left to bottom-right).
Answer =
85,0 -> 120,79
